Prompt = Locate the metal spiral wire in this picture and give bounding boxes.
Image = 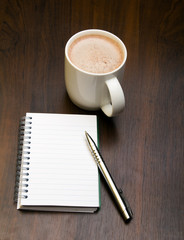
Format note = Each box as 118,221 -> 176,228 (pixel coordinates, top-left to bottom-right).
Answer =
14,116 -> 32,202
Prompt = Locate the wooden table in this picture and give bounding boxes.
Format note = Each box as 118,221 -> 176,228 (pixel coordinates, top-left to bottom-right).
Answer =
0,0 -> 183,239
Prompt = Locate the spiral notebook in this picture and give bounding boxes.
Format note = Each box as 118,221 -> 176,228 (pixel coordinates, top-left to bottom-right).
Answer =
15,113 -> 100,213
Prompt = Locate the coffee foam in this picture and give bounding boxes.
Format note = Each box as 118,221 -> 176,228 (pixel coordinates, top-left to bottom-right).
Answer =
68,34 -> 124,73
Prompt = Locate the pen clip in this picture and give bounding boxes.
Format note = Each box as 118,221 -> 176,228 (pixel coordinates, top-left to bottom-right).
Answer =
118,188 -> 133,220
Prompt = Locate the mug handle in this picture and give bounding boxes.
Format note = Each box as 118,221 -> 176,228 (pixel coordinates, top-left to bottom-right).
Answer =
101,77 -> 125,117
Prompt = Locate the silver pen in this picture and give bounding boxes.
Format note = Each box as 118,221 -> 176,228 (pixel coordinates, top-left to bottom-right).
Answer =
85,131 -> 133,223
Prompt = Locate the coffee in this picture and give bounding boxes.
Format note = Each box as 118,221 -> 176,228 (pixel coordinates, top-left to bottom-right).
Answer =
68,34 -> 124,74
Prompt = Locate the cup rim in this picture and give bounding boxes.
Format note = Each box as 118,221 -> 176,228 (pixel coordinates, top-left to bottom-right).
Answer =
65,29 -> 127,76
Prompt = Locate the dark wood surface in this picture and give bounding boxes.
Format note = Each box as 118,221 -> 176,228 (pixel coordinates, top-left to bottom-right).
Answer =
0,0 -> 183,239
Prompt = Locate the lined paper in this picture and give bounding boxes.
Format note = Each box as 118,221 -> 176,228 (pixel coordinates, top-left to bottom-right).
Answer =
17,113 -> 99,209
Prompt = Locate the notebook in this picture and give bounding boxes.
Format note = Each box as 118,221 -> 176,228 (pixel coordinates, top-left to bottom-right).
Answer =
15,113 -> 100,213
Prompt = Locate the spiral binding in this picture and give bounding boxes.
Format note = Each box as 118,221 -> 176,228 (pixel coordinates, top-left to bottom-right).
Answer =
14,116 -> 32,203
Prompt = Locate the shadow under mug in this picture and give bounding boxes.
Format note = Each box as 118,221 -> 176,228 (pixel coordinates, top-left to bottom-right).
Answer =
65,29 -> 127,117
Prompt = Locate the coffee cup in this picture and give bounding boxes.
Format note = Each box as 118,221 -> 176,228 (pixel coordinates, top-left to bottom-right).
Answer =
65,29 -> 127,117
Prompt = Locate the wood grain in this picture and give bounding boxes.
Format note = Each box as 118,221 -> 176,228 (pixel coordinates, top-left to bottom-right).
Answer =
0,0 -> 183,239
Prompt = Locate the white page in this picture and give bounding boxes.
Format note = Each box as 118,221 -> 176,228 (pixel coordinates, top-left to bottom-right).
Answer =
18,113 -> 99,208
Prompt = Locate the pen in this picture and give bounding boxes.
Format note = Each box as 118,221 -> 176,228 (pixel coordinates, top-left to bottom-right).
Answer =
85,131 -> 133,223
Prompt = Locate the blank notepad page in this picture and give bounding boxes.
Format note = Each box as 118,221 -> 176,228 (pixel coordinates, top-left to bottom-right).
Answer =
17,113 -> 99,209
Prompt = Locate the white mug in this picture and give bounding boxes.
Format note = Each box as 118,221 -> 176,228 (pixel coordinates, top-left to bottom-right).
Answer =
65,29 -> 127,117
